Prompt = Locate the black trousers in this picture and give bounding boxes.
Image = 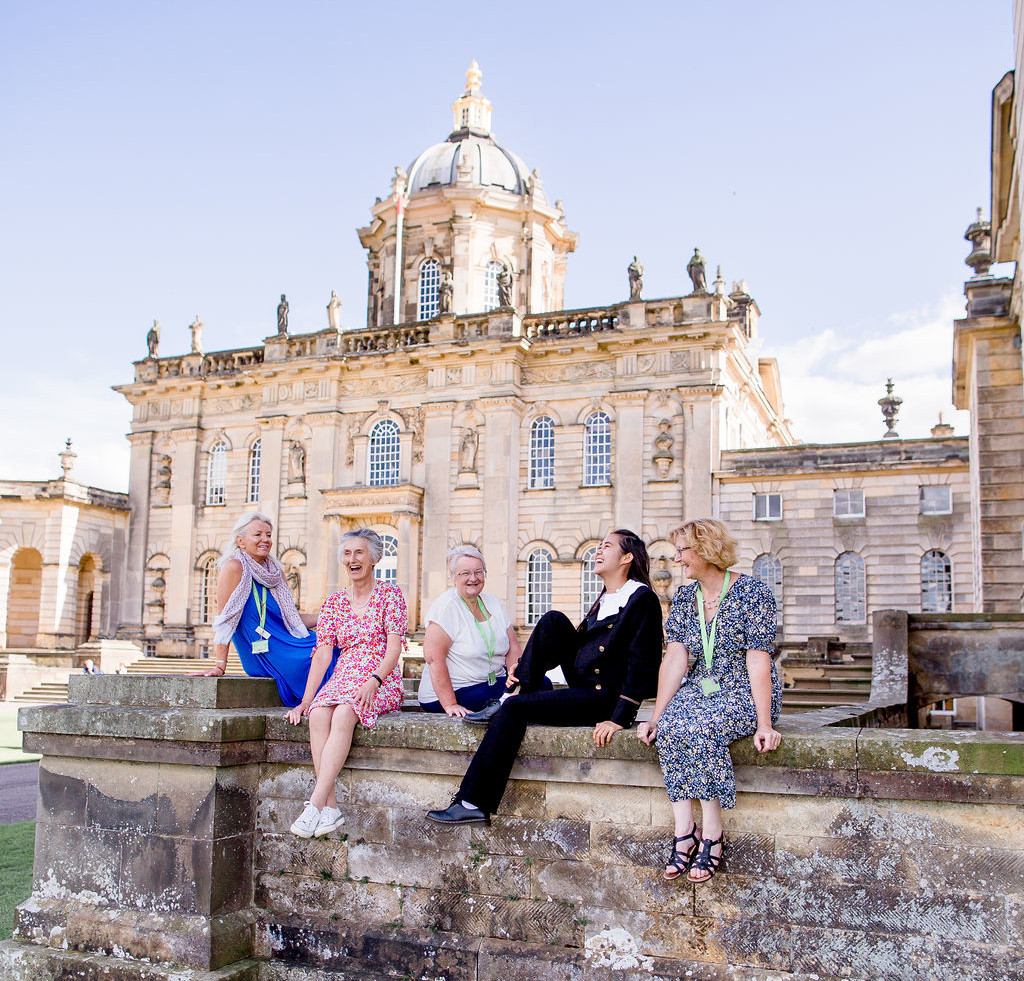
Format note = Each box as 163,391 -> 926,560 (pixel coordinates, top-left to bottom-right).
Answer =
458,610 -> 616,814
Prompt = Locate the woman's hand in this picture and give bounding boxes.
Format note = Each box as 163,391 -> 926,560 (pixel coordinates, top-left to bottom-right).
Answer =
286,702 -> 310,725
752,725 -> 782,753
188,664 -> 225,678
356,677 -> 379,715
505,663 -> 520,689
636,719 -> 658,745
592,720 -> 623,747
444,703 -> 470,718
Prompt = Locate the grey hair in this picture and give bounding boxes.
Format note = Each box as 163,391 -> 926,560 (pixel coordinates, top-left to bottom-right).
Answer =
447,545 -> 486,578
221,511 -> 274,566
339,528 -> 384,564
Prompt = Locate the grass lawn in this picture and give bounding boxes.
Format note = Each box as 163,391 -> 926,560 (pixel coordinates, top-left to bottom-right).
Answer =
0,821 -> 34,942
0,705 -> 39,765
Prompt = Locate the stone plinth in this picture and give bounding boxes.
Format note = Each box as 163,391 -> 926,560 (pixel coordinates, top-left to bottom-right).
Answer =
3,676 -> 1023,981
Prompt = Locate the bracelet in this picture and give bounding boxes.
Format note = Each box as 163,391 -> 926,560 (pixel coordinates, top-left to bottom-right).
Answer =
370,672 -> 383,687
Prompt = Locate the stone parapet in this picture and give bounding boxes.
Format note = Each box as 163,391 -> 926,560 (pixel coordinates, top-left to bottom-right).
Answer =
3,676 -> 1023,980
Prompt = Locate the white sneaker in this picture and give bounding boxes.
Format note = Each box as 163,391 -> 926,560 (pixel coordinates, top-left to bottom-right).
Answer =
290,801 -> 321,838
314,806 -> 344,837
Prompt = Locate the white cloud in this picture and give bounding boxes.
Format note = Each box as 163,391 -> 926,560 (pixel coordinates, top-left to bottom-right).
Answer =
765,292 -> 970,444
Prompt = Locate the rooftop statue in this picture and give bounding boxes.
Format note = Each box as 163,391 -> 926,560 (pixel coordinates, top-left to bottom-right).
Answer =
687,248 -> 707,294
327,290 -> 342,330
438,272 -> 453,315
277,294 -> 289,335
497,265 -> 513,308
146,319 -> 160,358
628,255 -> 644,300
189,315 -> 203,355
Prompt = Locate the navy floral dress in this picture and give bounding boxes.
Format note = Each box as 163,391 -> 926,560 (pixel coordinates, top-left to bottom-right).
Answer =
655,573 -> 781,809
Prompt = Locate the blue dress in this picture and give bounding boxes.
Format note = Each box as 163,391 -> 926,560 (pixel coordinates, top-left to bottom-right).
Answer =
232,588 -> 337,707
655,573 -> 781,809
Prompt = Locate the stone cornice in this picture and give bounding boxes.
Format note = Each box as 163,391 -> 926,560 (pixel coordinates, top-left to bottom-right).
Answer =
320,483 -> 425,519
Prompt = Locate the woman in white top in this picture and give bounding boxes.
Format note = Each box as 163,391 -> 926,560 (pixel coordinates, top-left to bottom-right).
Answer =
419,546 -> 524,716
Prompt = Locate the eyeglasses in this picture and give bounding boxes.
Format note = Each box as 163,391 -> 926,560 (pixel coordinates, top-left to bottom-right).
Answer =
675,545 -> 693,556
455,569 -> 486,580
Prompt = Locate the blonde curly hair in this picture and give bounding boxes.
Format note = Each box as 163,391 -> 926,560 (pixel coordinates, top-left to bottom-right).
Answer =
670,518 -> 737,571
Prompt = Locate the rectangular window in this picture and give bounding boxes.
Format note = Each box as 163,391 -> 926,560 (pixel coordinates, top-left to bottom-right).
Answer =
920,486 -> 952,515
833,489 -> 865,518
143,641 -> 156,658
753,492 -> 782,521
929,698 -> 957,717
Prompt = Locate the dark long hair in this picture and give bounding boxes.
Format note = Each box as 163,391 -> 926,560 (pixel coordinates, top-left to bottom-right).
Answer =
584,528 -> 652,620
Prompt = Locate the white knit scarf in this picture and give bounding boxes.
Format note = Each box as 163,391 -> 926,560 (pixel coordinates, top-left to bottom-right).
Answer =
212,548 -> 310,646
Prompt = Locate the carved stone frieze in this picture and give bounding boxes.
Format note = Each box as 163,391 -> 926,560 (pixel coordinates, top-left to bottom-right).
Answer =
522,362 -> 614,384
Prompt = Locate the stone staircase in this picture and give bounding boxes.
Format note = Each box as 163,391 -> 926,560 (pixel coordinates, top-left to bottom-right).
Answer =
779,642 -> 874,715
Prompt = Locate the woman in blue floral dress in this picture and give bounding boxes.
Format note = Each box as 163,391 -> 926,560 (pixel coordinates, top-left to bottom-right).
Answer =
637,518 -> 782,883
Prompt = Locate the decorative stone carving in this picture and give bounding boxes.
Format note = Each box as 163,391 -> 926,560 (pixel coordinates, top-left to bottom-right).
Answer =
327,290 -> 342,329
879,378 -> 902,439
497,264 -> 513,308
58,439 -> 76,480
277,294 -> 289,335
686,248 -> 707,294
146,319 -> 160,358
189,316 -> 204,355
628,255 -> 643,300
438,271 -> 454,314
652,419 -> 675,478
651,555 -> 673,598
964,207 -> 993,277
153,454 -> 172,505
459,428 -> 478,473
288,441 -> 306,487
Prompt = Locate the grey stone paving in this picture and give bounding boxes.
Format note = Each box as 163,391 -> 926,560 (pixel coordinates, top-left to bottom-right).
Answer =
0,762 -> 38,824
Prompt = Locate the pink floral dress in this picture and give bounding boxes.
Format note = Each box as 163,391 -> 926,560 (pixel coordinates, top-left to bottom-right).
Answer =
309,581 -> 407,727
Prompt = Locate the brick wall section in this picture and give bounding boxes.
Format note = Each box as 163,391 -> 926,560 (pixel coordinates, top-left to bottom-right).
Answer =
2,675 -> 1023,981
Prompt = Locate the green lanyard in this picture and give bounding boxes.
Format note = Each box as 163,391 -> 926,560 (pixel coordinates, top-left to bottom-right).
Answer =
463,596 -> 497,686
694,570 -> 730,696
251,584 -> 270,653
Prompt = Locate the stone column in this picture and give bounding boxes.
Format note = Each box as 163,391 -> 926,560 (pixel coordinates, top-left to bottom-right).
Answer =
395,510 -> 421,627
420,402 -> 455,623
609,393 -> 645,530
680,386 -> 719,520
479,396 -> 524,616
305,411 -> 342,603
164,428 -> 201,631
257,415 -> 287,531
119,431 -> 154,639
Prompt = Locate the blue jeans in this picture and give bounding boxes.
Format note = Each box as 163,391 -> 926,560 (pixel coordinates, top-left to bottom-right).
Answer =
420,674 -> 553,713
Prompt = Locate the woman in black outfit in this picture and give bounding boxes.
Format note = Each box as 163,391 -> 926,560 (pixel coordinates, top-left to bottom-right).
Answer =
427,529 -> 664,824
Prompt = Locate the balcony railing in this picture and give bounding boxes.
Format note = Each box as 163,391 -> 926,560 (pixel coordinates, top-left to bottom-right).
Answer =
522,307 -> 619,340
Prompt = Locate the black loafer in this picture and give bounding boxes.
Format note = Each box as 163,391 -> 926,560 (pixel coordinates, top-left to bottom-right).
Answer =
426,801 -> 489,824
463,699 -> 502,726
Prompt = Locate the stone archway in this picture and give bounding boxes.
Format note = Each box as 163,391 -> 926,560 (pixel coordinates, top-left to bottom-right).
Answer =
7,548 -> 43,647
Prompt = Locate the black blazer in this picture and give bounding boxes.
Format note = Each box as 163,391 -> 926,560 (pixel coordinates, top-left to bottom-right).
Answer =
570,585 -> 664,727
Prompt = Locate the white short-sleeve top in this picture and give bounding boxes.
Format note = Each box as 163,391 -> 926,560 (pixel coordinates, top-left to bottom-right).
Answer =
417,588 -> 512,704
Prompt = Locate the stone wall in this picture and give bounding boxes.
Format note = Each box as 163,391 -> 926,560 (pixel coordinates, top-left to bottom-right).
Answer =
2,676 -> 1023,981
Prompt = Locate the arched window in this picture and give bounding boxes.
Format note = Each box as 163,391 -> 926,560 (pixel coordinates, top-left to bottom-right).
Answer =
921,550 -> 952,613
418,258 -> 440,321
834,552 -> 865,623
375,534 -> 399,585
368,420 -> 401,486
526,548 -> 553,625
580,545 -> 601,618
529,416 -> 555,489
752,553 -> 783,623
484,260 -> 504,311
583,411 -> 612,486
206,440 -> 227,505
246,438 -> 262,504
198,555 -> 219,624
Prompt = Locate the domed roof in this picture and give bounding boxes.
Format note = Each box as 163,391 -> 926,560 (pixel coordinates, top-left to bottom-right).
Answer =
407,132 -> 530,195
404,62 -> 530,197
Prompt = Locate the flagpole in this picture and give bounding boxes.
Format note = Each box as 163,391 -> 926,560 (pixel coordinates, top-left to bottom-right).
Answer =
392,172 -> 407,326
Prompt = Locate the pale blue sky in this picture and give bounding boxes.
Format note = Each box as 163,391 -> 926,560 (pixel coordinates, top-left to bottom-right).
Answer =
0,1 -> 1012,490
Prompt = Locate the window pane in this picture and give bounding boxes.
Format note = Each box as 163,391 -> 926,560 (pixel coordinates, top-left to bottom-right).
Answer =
368,420 -> 401,486
754,493 -> 781,520
833,489 -> 864,517
580,546 -> 601,618
418,259 -> 440,321
484,261 -> 503,312
526,548 -> 552,625
199,557 -> 218,623
247,439 -> 262,504
206,441 -> 227,505
920,486 -> 952,514
920,549 -> 952,613
752,553 -> 783,624
834,552 -> 865,623
583,412 -> 611,486
375,534 -> 399,585
529,417 -> 555,489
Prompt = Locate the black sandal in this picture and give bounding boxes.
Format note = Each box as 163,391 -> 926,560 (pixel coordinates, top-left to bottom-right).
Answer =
664,823 -> 700,881
687,832 -> 724,883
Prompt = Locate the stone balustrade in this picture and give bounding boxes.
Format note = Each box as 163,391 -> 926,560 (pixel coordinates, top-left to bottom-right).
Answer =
2,674 -> 1022,981
523,307 -> 619,339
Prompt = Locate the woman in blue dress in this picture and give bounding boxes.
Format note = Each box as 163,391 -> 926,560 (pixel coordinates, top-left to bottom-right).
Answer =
637,518 -> 782,884
192,511 -> 334,706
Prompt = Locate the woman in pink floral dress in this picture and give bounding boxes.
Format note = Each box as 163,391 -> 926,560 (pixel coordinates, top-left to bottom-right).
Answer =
286,528 -> 407,838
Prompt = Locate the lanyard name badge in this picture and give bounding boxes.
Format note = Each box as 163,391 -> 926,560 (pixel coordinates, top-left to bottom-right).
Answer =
464,596 -> 497,686
695,570 -> 730,696
251,584 -> 271,654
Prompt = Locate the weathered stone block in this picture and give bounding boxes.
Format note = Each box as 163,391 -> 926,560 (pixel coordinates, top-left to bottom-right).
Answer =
775,833 -> 922,887
36,759 -> 87,826
475,814 -> 590,859
30,823 -> 121,905
544,780 -> 651,824
68,673 -> 280,709
534,858 -> 692,917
